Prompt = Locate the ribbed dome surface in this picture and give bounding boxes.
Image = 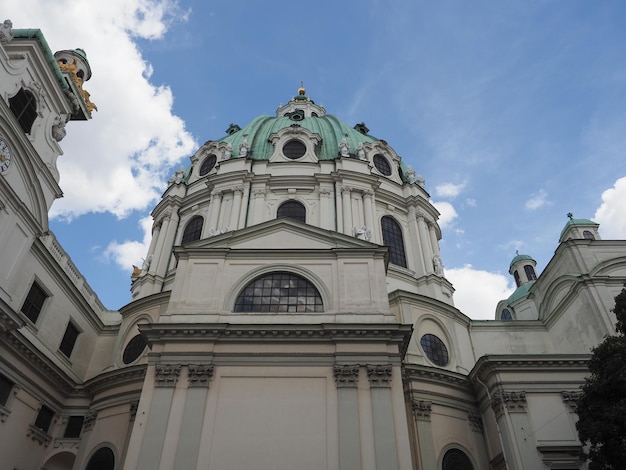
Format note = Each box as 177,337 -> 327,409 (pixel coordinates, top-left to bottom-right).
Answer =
216,113 -> 379,161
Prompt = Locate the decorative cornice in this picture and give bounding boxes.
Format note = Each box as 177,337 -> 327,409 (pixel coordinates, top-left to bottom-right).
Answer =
188,364 -> 214,388
561,390 -> 582,412
129,400 -> 139,420
412,399 -> 432,421
84,365 -> 147,395
468,411 -> 484,433
491,391 -> 527,419
155,364 -> 181,387
0,308 -> 22,333
470,354 -> 590,384
82,410 -> 98,432
367,364 -> 392,388
140,323 -> 413,358
403,364 -> 470,390
333,364 -> 359,388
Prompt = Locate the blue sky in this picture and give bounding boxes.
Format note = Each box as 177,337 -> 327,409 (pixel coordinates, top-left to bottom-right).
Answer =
6,1 -> 626,318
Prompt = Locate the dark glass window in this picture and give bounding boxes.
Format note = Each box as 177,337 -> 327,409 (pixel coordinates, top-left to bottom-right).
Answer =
283,140 -> 306,159
420,334 -> 449,366
123,334 -> 147,364
583,230 -> 595,240
59,322 -> 79,358
501,309 -> 513,321
234,272 -> 323,313
86,447 -> 115,470
524,265 -> 537,281
0,374 -> 13,407
21,282 -> 48,324
199,154 -> 217,175
182,216 -> 204,244
9,88 -> 38,134
381,216 -> 407,268
64,416 -> 84,438
513,270 -> 521,287
34,405 -> 54,433
277,200 -> 306,223
373,154 -> 392,176
442,448 -> 474,470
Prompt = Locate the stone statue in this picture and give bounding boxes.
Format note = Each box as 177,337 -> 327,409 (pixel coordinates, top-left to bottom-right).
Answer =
433,254 -> 443,275
416,175 -> 426,188
406,166 -> 416,184
239,137 -> 249,157
223,142 -> 233,160
356,142 -> 366,161
51,120 -> 67,142
141,254 -> 152,272
352,226 -> 371,241
339,137 -> 350,157
0,19 -> 13,43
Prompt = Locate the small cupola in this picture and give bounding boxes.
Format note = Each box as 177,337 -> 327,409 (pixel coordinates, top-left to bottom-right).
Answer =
276,84 -> 326,118
559,213 -> 601,243
509,251 -> 538,288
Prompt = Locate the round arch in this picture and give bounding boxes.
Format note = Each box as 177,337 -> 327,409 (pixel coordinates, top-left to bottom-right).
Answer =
438,444 -> 477,470
84,444 -> 117,470
224,264 -> 332,312
414,313 -> 456,368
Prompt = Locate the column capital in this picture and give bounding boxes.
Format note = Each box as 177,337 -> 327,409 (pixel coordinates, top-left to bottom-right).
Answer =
82,410 -> 98,432
468,411 -> 484,433
412,399 -> 432,421
366,364 -> 392,388
333,364 -> 360,388
491,391 -> 527,418
154,364 -> 181,387
561,390 -> 582,412
188,364 -> 215,388
341,185 -> 352,195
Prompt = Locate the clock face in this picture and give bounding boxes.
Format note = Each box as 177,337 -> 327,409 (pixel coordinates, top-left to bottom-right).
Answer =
0,139 -> 10,172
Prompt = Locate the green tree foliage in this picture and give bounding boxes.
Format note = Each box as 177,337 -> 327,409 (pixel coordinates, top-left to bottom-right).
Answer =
576,287 -> 626,469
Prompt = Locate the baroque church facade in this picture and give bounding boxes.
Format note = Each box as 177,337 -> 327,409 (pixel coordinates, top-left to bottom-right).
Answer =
1,22 -> 623,470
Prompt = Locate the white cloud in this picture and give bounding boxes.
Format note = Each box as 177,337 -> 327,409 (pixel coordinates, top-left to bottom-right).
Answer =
446,265 -> 515,320
465,198 -> 476,207
524,189 -> 549,211
434,182 -> 466,199
5,1 -> 197,220
594,176 -> 626,239
104,216 -> 153,270
432,201 -> 458,229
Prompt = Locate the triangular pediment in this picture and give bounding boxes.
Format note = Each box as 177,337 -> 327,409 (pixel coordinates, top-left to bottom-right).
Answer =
178,218 -> 381,252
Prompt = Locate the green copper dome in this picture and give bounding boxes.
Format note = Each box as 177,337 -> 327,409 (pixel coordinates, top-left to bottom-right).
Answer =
509,253 -> 534,270
216,113 -> 378,161
559,218 -> 598,240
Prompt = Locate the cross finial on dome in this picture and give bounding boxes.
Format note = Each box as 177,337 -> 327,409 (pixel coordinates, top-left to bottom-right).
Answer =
567,212 -> 573,220
516,249 -> 519,255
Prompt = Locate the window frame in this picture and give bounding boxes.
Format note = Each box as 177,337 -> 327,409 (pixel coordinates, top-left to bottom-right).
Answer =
277,200 -> 306,223
420,333 -> 450,367
63,415 -> 85,439
524,264 -> 537,282
381,216 -> 407,268
181,215 -> 204,244
59,321 -> 80,358
9,87 -> 38,134
34,404 -> 55,434
0,373 -> 14,408
21,281 -> 49,324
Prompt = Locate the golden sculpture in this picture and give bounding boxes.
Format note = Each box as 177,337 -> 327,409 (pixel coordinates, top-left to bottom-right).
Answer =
57,59 -> 98,113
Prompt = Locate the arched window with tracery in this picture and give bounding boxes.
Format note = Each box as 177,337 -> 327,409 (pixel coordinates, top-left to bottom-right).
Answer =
442,448 -> 474,470
513,270 -> 521,287
277,200 -> 306,223
182,216 -> 204,244
234,272 -> 323,313
381,216 -> 407,268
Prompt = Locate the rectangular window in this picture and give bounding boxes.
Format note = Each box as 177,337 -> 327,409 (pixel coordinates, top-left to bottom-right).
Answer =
63,415 -> 84,438
34,405 -> 54,433
21,282 -> 48,323
0,374 -> 13,407
59,322 -> 80,358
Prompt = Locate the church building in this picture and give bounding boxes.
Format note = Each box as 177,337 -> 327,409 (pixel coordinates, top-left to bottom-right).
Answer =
1,21 -> 623,470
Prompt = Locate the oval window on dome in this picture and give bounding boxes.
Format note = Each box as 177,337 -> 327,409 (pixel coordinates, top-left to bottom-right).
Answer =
199,154 -> 217,176
123,334 -> 147,364
420,333 -> 449,366
283,140 -> 306,160
373,154 -> 392,176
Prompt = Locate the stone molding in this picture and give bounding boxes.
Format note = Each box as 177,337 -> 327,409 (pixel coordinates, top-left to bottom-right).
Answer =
333,365 -> 359,388
129,400 -> 139,420
26,424 -> 52,447
367,364 -> 392,388
188,364 -> 215,387
412,399 -> 432,421
491,391 -> 527,419
82,410 -> 98,432
468,411 -> 484,433
561,391 -> 582,412
154,364 -> 181,387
